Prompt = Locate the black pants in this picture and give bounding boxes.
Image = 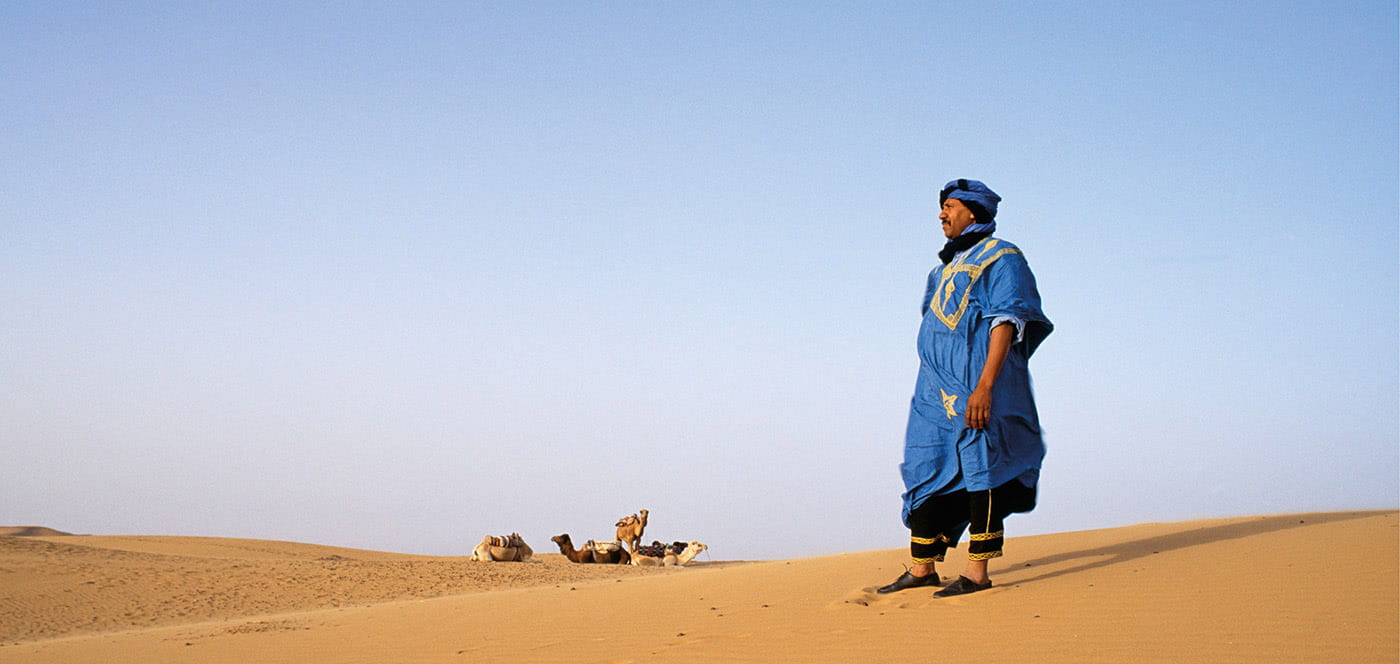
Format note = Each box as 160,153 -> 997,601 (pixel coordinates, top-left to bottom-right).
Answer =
907,479 -> 1037,564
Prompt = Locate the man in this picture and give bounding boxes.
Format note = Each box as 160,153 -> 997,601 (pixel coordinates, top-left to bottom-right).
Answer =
879,179 -> 1052,597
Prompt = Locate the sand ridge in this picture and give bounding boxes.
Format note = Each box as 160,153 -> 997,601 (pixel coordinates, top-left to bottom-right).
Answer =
1,511 -> 1395,664
0,535 -> 684,643
0,528 -> 72,538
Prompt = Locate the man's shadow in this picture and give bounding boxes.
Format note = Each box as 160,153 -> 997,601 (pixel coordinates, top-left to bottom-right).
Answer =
1006,511 -> 1389,587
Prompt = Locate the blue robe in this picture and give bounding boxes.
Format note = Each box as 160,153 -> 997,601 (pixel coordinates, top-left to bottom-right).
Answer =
901,236 -> 1052,528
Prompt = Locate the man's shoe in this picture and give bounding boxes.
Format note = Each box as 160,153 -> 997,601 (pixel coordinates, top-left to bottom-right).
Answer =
876,571 -> 941,594
933,575 -> 992,598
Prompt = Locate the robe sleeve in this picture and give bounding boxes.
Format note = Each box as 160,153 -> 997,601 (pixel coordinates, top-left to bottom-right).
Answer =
920,268 -> 939,315
983,251 -> 1052,356
988,315 -> 1026,342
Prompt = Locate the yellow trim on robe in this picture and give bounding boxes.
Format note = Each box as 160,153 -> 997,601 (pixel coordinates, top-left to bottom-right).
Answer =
967,550 -> 1003,561
930,240 -> 1023,331
970,530 -> 1005,542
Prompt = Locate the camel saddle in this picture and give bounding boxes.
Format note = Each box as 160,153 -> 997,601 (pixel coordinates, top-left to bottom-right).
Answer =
635,544 -> 667,558
586,540 -> 622,552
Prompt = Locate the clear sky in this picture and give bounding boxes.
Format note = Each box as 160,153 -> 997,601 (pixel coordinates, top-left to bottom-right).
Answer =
4,2 -> 1396,560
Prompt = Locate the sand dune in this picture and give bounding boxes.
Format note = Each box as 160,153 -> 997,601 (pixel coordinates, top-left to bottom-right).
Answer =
1,511 -> 1395,663
0,535 -> 682,643
0,527 -> 73,538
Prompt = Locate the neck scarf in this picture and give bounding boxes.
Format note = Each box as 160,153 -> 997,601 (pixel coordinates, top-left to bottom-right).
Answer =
963,220 -> 997,235
938,231 -> 992,265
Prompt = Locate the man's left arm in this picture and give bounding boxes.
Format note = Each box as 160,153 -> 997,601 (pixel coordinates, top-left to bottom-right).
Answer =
966,322 -> 1015,429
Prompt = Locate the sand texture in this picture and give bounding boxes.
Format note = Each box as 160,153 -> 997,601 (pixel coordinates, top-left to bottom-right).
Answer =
1,511 -> 1395,663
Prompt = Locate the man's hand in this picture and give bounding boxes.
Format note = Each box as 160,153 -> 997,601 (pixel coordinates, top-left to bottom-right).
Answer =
966,386 -> 992,429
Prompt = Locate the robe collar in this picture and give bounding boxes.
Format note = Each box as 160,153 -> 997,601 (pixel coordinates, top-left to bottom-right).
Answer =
938,231 -> 992,265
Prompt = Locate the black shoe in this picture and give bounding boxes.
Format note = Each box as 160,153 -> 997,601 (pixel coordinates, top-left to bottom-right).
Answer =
933,575 -> 992,598
876,571 -> 941,594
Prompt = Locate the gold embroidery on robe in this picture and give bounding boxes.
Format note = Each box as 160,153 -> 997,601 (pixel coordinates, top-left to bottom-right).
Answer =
930,239 -> 1022,331
939,389 -> 959,419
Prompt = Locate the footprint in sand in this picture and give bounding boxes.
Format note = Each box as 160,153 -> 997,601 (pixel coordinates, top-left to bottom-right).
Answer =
833,587 -> 924,610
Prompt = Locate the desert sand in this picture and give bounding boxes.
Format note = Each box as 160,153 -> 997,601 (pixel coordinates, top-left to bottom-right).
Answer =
1,511 -> 1395,663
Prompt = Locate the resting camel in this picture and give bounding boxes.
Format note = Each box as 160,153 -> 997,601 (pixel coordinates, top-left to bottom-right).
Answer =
551,533 -> 631,565
615,509 -> 649,553
663,541 -> 707,567
586,539 -> 631,565
471,533 -> 533,562
630,541 -> 668,566
632,540 -> 707,567
509,533 -> 533,561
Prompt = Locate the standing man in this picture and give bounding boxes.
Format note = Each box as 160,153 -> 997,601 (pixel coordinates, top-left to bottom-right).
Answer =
878,179 -> 1052,597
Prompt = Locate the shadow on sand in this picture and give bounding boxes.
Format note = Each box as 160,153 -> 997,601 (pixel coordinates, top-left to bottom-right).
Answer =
1007,510 -> 1391,587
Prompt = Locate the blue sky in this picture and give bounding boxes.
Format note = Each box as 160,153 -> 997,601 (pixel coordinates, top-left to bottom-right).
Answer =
3,1 -> 1396,560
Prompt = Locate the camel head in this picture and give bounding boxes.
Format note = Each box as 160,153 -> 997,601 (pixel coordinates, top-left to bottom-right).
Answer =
550,534 -> 572,546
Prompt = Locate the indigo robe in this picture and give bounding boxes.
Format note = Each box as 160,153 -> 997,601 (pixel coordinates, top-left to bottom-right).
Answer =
901,237 -> 1052,527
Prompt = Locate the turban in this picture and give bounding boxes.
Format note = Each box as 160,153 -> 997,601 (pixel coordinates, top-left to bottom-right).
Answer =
939,179 -> 1001,235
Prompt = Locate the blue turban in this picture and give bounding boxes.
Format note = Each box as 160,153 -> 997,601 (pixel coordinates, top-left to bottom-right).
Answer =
939,179 -> 1001,235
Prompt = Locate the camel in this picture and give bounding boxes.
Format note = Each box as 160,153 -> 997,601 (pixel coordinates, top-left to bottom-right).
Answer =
550,533 -> 631,565
631,553 -> 663,566
470,534 -> 513,562
471,533 -> 533,562
633,540 -> 707,567
663,541 -> 707,567
509,533 -> 533,561
615,509 -> 649,553
551,534 -> 590,563
630,541 -> 668,566
585,539 -> 631,565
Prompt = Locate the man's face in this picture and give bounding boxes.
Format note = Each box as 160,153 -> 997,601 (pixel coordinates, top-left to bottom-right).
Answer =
939,198 -> 976,239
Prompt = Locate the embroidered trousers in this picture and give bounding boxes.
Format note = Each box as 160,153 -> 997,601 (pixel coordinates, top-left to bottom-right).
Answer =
907,479 -> 1037,564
